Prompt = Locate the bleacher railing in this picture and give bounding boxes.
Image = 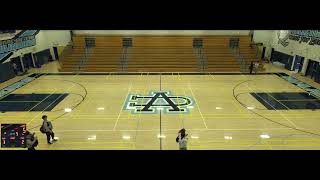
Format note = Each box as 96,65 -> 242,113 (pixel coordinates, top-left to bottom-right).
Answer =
59,44 -> 73,59
193,38 -> 206,72
76,46 -> 92,72
232,47 -> 248,72
121,47 -> 129,71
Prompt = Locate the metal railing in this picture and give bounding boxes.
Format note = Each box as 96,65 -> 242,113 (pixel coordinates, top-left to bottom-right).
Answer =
194,47 -> 207,72
76,47 -> 92,72
232,47 -> 248,72
120,47 -> 129,71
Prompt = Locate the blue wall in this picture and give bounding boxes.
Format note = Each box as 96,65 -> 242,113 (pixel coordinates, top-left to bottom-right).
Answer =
33,49 -> 51,66
271,50 -> 294,70
0,62 -> 15,82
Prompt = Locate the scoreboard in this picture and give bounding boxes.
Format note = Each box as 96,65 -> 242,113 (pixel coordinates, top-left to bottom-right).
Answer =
1,124 -> 27,148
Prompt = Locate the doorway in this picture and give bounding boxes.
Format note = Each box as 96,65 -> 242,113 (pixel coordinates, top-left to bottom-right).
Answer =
305,59 -> 319,79
53,47 -> 59,60
293,55 -> 304,73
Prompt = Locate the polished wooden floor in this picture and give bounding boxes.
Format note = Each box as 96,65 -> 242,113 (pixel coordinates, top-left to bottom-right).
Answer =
1,62 -> 320,150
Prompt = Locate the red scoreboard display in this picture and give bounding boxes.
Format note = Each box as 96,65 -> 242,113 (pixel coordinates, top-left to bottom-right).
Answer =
1,124 -> 27,148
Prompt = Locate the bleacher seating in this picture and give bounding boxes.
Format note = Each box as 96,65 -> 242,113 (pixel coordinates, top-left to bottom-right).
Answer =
59,35 -> 264,73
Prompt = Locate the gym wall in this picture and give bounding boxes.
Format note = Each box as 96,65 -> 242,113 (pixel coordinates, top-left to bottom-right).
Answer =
3,30 -> 71,63
73,30 -> 250,36
253,30 -> 320,74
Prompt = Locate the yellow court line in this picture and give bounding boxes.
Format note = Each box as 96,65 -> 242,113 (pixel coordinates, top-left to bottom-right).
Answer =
188,144 -> 320,147
4,114 -> 320,119
4,113 -> 320,118
26,74 -> 80,125
113,80 -> 133,131
50,141 -> 136,144
267,93 -> 291,110
50,127 -> 292,132
187,82 -> 208,129
35,147 -> 137,150
31,138 -> 319,145
191,139 -> 320,143
176,73 -> 185,128
11,89 -> 59,121
239,74 -> 300,129
180,74 -> 196,126
132,72 -> 149,149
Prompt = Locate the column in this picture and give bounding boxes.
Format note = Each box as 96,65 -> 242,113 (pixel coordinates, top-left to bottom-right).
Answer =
31,53 -> 36,67
19,56 -> 25,72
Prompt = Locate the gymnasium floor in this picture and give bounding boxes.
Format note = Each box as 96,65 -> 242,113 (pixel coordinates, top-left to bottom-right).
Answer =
1,62 -> 320,150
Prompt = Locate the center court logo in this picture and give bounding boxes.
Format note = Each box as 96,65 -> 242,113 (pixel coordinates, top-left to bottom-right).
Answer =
124,91 -> 195,114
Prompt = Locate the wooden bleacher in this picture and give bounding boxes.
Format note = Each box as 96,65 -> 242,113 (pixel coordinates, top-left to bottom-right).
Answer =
59,36 -> 122,72
127,36 -> 197,72
59,35 -> 263,73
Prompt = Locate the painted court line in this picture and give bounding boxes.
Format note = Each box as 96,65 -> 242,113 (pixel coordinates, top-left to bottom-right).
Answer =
26,74 -> 79,125
187,83 -> 208,129
113,82 -> 133,131
54,128 -> 291,132
239,74 -> 300,129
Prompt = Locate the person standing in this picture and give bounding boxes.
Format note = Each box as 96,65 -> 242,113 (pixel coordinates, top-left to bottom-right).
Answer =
249,61 -> 254,74
26,131 -> 38,150
176,128 -> 188,150
41,115 -> 57,144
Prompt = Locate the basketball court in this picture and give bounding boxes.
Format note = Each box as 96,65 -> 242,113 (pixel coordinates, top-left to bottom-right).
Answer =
1,62 -> 320,150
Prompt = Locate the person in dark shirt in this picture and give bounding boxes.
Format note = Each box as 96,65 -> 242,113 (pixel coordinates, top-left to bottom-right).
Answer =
26,131 -> 38,150
41,115 -> 57,144
249,61 -> 254,74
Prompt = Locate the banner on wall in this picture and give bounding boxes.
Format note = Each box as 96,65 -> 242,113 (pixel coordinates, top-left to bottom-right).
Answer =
0,30 -> 40,63
278,30 -> 320,47
0,36 -> 36,54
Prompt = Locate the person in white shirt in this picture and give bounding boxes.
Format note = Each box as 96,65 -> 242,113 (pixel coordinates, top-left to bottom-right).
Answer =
176,128 -> 188,150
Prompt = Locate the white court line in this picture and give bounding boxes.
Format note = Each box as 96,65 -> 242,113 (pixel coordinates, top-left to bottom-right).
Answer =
240,75 -> 299,129
187,83 -> 208,129
207,73 -> 268,136
113,82 -> 133,131
54,128 -> 292,132
26,74 -> 79,125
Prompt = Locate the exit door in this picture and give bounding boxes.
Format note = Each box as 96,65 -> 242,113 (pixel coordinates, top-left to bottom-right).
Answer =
306,59 -> 319,78
293,55 -> 304,73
